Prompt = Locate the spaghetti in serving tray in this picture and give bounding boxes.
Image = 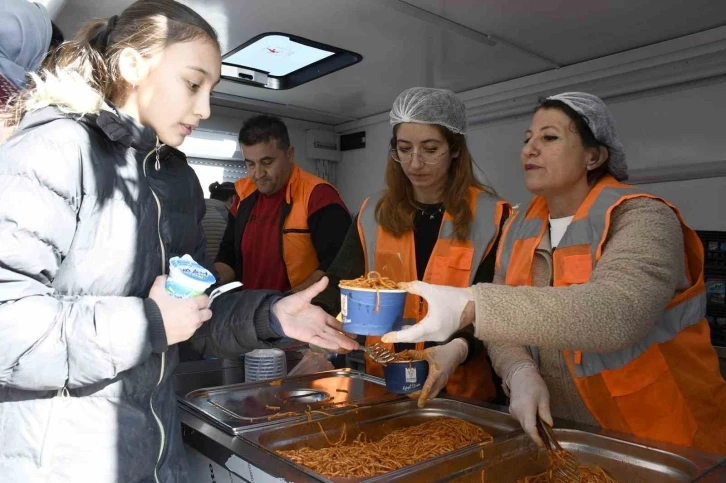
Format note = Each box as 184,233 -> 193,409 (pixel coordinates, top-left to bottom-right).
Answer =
279,417 -> 493,479
411,429 -> 712,483
241,398 -> 521,482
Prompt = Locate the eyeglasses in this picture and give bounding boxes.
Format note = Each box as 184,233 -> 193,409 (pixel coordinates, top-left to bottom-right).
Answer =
390,148 -> 450,165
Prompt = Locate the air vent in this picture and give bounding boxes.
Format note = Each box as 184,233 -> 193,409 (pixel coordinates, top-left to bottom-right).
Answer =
306,129 -> 340,162
313,140 -> 338,151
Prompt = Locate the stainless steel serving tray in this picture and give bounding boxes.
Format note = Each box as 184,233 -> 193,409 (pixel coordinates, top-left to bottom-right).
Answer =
178,369 -> 402,434
240,398 -> 522,482
398,428 -> 725,483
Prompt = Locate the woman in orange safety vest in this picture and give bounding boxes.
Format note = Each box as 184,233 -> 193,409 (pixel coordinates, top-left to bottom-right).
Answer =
383,92 -> 726,455
312,87 -> 511,406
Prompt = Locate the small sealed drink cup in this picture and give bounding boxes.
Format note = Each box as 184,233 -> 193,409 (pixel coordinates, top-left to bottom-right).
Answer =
165,255 -> 216,299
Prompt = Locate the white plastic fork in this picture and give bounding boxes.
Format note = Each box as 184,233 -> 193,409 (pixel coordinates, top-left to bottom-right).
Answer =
207,281 -> 243,308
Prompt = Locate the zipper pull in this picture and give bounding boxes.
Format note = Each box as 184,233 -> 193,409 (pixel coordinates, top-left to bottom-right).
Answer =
155,138 -> 162,171
56,385 -> 70,398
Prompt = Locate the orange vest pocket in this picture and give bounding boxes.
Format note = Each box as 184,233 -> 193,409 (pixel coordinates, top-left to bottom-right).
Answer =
599,346 -> 698,445
429,247 -> 474,287
600,345 -> 668,397
448,246 -> 474,271
560,254 -> 592,285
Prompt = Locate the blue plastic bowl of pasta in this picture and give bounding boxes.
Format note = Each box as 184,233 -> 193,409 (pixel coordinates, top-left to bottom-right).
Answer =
339,286 -> 407,335
383,359 -> 429,394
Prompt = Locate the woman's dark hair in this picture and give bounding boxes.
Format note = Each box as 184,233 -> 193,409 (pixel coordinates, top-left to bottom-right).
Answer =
536,99 -> 610,185
209,181 -> 236,202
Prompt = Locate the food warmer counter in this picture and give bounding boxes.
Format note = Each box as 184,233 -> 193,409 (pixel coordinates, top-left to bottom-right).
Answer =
176,362 -> 725,483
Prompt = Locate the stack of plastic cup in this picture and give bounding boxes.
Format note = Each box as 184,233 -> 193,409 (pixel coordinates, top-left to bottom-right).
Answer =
244,349 -> 287,382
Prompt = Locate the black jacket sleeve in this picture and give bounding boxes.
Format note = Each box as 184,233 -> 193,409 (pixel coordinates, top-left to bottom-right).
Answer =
308,203 -> 352,272
215,212 -> 239,275
311,214 -> 365,315
191,177 -> 211,271
189,289 -> 282,358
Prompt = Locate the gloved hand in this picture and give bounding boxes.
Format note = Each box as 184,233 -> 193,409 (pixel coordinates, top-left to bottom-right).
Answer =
271,277 -> 359,353
508,365 -> 553,447
407,338 -> 468,408
381,281 -> 473,343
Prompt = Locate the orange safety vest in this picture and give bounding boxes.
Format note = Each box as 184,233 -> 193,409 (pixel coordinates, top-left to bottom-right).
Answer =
358,187 -> 511,401
234,163 -> 334,287
497,175 -> 726,454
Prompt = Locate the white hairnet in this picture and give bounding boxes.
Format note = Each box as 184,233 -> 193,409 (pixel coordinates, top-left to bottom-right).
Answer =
390,87 -> 467,135
545,92 -> 628,181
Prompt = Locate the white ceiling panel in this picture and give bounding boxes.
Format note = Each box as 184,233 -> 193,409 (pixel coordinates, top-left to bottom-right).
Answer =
54,0 -> 726,124
407,0 -> 726,65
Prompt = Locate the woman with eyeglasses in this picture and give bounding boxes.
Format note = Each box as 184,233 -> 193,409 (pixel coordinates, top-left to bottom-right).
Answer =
312,87 -> 512,406
380,92 -> 726,454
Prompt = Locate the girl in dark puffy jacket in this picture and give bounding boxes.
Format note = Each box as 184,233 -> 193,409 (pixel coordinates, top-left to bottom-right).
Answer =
0,1 -> 356,481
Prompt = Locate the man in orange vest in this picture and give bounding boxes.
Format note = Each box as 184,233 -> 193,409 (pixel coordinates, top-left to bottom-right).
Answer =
215,115 -> 351,294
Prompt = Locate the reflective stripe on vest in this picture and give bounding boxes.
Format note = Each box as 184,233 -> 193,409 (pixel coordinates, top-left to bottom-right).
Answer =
497,212 -> 543,277
498,186 -> 643,277
574,295 -> 706,377
360,189 -> 502,284
358,191 -> 379,273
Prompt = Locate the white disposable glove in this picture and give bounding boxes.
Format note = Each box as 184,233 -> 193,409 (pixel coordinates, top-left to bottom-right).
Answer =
271,277 -> 359,353
381,281 -> 473,343
408,338 -> 468,408
508,365 -> 553,447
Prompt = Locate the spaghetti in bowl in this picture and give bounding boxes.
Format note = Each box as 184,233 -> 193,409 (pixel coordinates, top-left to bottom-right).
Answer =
339,272 -> 407,335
